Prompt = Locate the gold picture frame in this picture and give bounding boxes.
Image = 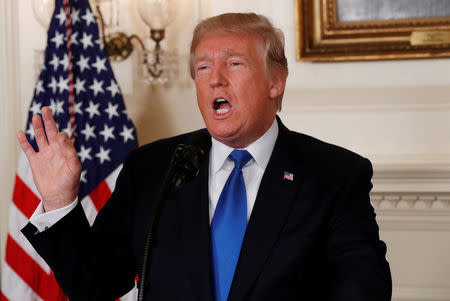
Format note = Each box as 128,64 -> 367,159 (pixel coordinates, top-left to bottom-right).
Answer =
295,0 -> 450,62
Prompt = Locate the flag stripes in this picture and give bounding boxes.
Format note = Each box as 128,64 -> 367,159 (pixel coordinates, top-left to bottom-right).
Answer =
5,235 -> 65,301
1,262 -> 43,301
7,203 -> 50,273
12,175 -> 41,219
89,180 -> 112,211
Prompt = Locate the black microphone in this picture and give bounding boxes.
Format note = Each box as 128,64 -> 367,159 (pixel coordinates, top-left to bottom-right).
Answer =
138,134 -> 210,301
161,141 -> 209,199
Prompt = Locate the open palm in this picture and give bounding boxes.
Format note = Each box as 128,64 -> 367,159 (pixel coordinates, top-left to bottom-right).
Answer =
17,107 -> 81,212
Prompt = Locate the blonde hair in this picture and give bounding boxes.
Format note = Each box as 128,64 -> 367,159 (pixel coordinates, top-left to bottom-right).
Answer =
189,13 -> 288,110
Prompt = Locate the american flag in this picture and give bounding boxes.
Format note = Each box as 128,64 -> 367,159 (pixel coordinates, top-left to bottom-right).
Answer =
283,171 -> 294,181
1,0 -> 138,300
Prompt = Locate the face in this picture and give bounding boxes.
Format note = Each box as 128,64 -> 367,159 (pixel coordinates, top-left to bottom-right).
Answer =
193,32 -> 284,148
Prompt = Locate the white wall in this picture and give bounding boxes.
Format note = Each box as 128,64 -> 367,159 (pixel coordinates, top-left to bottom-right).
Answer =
0,0 -> 20,274
1,0 -> 449,300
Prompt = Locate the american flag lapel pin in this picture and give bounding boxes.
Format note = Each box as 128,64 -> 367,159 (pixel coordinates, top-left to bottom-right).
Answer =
283,171 -> 294,181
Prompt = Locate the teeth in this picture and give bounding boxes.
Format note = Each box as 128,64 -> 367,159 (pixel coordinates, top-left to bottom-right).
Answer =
216,108 -> 230,114
215,98 -> 227,103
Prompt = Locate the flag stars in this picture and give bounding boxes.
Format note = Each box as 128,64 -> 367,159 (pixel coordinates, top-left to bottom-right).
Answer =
85,101 -> 100,119
122,109 -> 132,120
25,123 -> 35,140
106,80 -> 120,97
89,78 -> 104,96
92,56 -> 107,74
120,125 -> 135,143
51,31 -> 64,48
71,31 -> 79,45
49,54 -> 59,71
29,101 -> 42,116
60,54 -> 69,71
48,77 -> 58,94
80,32 -> 94,50
49,99 -> 64,116
57,76 -> 70,94
78,145 -> 92,163
61,122 -> 75,137
95,146 -> 111,164
55,8 -> 66,26
71,8 -> 81,25
81,123 -> 96,141
82,9 -> 96,27
76,54 -> 90,72
80,170 -> 87,183
95,38 -> 104,50
75,79 -> 86,94
105,102 -> 119,120
49,99 -> 57,114
55,99 -> 64,115
35,80 -> 45,96
74,102 -> 83,115
99,124 -> 115,142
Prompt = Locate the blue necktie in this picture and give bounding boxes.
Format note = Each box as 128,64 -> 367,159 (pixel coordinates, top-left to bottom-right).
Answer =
211,149 -> 253,301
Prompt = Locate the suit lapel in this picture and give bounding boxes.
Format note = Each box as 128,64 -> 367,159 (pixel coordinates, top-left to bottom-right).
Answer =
228,120 -> 304,301
177,154 -> 214,301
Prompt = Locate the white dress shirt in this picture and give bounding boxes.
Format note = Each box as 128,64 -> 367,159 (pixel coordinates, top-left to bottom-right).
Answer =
208,119 -> 278,223
30,119 -> 279,231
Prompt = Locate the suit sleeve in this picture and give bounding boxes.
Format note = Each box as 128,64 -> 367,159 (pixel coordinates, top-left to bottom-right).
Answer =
22,153 -> 138,301
326,157 -> 392,301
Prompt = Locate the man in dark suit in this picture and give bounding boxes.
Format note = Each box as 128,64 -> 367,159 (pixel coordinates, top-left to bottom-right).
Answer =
20,12 -> 391,301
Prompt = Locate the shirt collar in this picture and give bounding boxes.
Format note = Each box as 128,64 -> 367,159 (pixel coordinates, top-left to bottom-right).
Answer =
210,118 -> 279,174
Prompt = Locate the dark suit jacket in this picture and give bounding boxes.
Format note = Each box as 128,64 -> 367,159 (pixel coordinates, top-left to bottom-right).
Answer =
23,118 -> 391,301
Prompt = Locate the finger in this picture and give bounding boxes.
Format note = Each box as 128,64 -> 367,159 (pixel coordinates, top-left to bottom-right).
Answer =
41,106 -> 58,143
57,132 -> 81,172
32,114 -> 48,149
17,130 -> 36,159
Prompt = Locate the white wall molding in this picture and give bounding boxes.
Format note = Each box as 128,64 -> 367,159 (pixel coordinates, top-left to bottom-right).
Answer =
370,166 -> 450,231
373,164 -> 450,193
283,86 -> 450,113
394,285 -> 450,301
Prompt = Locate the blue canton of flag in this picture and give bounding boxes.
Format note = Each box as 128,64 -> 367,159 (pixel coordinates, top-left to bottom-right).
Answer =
26,0 -> 138,203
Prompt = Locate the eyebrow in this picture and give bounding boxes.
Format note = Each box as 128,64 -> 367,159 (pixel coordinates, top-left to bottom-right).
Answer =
194,49 -> 249,65
222,49 -> 247,60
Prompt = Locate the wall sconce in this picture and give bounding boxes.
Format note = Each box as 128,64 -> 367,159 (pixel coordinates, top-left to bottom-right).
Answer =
32,0 -> 178,84
95,0 -> 178,84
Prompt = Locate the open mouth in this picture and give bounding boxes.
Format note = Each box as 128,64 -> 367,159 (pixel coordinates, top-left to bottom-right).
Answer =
213,98 -> 232,115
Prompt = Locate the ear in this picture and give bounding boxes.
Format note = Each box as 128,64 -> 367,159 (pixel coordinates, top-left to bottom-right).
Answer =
269,69 -> 287,100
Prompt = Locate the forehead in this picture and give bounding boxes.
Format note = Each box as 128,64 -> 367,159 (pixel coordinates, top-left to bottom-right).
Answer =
194,32 -> 265,60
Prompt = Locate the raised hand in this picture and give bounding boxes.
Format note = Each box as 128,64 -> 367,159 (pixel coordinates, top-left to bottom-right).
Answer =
17,107 -> 82,212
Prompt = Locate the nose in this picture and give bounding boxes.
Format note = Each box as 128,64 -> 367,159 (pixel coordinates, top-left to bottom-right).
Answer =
209,65 -> 227,88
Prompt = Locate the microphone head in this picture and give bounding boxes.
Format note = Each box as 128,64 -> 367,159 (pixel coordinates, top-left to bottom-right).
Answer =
168,131 -> 211,190
187,131 -> 211,158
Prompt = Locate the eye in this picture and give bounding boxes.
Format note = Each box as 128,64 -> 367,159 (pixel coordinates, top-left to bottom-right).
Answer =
195,64 -> 210,75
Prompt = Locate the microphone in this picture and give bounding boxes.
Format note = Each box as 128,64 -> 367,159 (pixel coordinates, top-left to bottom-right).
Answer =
161,139 -> 210,199
138,134 -> 210,301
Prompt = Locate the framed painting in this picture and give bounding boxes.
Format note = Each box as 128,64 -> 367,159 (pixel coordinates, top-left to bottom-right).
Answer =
295,0 -> 450,61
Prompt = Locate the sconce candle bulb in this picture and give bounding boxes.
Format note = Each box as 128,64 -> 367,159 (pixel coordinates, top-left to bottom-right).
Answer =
32,0 -> 55,29
137,0 -> 176,30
